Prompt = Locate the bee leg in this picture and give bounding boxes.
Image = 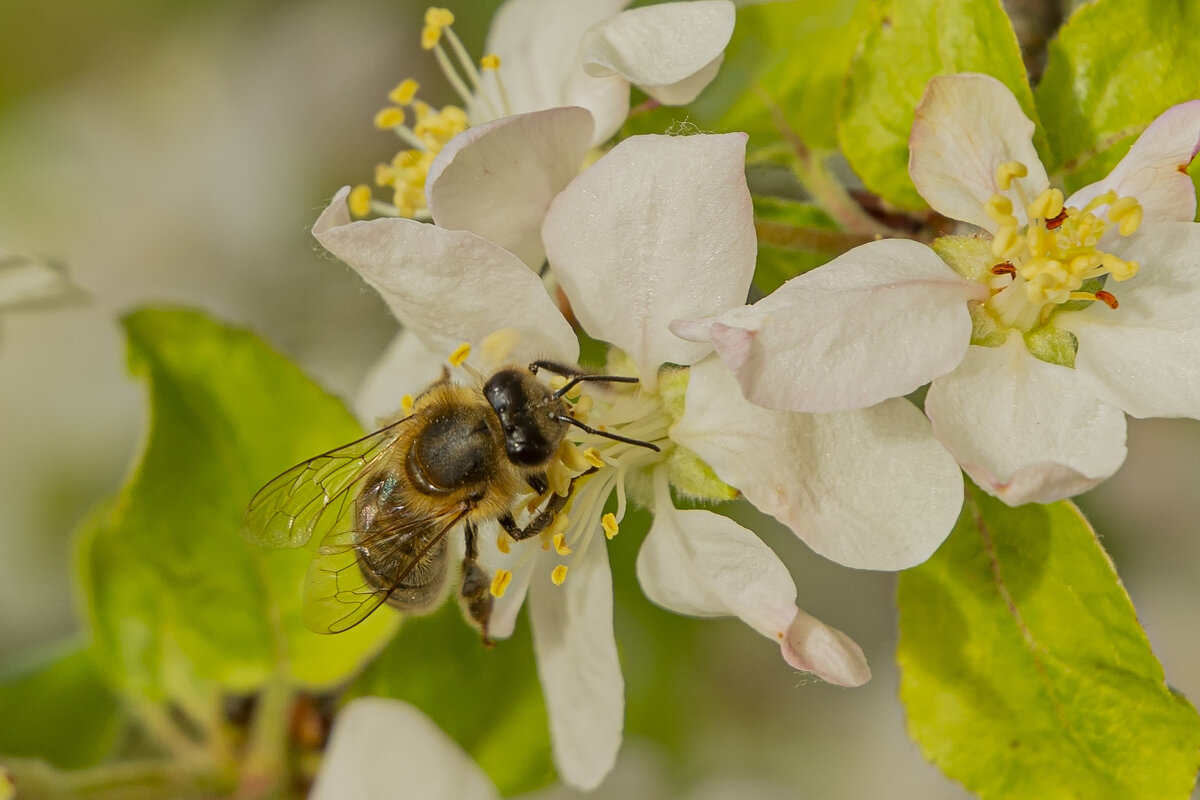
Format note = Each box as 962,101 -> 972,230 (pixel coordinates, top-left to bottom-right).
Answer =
526,472 -> 548,495
458,521 -> 494,647
507,467 -> 597,542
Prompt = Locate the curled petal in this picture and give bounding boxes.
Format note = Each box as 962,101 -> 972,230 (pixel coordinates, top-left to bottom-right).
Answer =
544,134 -> 754,385
311,698 -> 499,800
1066,100 -> 1200,224
427,107 -> 595,269
672,358 -> 963,570
925,334 -> 1127,505
529,536 -> 623,790
581,0 -> 735,105
671,239 -> 984,412
909,73 -> 1048,232
638,485 -> 870,686
313,187 -> 577,364
1058,222 -> 1200,419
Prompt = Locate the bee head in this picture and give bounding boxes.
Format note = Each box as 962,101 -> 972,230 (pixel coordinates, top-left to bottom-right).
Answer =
483,368 -> 571,468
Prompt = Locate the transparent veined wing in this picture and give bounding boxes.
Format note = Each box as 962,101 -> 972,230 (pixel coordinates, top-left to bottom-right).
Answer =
241,418 -> 410,549
302,504 -> 470,634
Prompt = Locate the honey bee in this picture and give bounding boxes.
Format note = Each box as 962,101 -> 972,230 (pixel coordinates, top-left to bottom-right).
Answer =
242,360 -> 658,641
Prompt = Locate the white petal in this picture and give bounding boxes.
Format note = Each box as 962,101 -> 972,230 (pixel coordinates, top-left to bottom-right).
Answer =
354,329 -> 449,428
427,107 -> 595,269
909,73 -> 1049,232
1058,222 -> 1200,419
637,490 -> 870,687
484,0 -> 631,115
581,0 -> 735,104
0,251 -> 75,309
1066,100 -> 1200,223
313,188 -> 577,364
544,134 -> 754,384
925,333 -> 1127,505
671,239 -> 984,412
671,357 -> 963,570
529,537 -> 623,791
311,698 -> 499,800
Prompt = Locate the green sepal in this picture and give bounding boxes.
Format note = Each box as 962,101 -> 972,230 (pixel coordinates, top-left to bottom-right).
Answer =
1024,325 -> 1078,368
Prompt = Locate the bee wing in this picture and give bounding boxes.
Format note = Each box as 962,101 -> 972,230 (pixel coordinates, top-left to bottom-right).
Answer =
302,506 -> 470,634
241,418 -> 409,549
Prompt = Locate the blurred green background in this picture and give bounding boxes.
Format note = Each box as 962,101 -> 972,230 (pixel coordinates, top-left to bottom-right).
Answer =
1,0 -> 1198,797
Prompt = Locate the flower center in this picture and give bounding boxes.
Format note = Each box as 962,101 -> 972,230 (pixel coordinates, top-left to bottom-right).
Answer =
979,160 -> 1142,333
347,6 -> 513,221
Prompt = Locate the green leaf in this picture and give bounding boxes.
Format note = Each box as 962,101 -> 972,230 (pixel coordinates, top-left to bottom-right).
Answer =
1035,0 -> 1200,194
898,485 -> 1200,799
751,195 -> 840,294
0,642 -> 121,769
838,0 -> 1035,209
79,307 -> 395,702
345,604 -> 553,796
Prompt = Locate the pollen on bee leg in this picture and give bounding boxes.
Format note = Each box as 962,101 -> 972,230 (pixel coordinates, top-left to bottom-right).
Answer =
551,565 -> 569,586
490,569 -> 513,598
552,532 -> 572,556
448,342 -> 471,367
602,513 -> 619,540
496,531 -> 511,554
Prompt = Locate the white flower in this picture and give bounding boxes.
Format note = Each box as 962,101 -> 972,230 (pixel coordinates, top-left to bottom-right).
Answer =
311,698 -> 498,800
674,73 -> 1200,506
355,0 -> 734,221
314,132 -> 962,789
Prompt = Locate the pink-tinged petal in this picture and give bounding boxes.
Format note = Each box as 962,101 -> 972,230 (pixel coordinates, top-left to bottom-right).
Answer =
637,486 -> 870,686
529,537 -> 623,791
909,73 -> 1048,232
485,0 -> 631,116
672,358 -> 963,570
581,0 -> 735,104
925,333 -> 1127,505
1066,100 -> 1200,223
1058,222 -> 1200,419
544,134 -> 754,384
671,239 -> 984,413
311,698 -> 499,800
427,108 -> 595,269
355,329 -> 448,427
313,187 -> 577,364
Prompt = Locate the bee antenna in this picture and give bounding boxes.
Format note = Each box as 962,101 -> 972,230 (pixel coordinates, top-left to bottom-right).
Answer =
551,413 -> 661,452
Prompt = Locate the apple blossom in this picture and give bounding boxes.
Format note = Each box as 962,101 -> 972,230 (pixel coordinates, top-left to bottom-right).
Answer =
349,1 -> 734,221
674,73 -> 1200,506
314,132 -> 962,789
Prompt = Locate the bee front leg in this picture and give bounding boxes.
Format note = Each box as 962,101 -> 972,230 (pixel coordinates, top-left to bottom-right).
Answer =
458,521 -> 494,647
506,467 -> 598,542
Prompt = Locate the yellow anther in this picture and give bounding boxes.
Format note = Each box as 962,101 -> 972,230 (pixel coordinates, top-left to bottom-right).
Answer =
496,531 -> 511,554
548,375 -> 569,391
389,78 -> 420,106
991,224 -> 1020,259
583,447 -> 606,469
1081,189 -> 1118,215
1027,188 -> 1064,221
558,441 -> 590,473
480,53 -> 501,70
984,194 -> 1016,225
374,163 -> 397,187
1104,255 -> 1139,281
573,394 -> 593,420
373,106 -> 406,129
421,25 -> 441,50
448,342 -> 471,367
994,161 -> 1028,191
424,7 -> 455,27
547,460 -> 571,496
551,565 -> 569,586
602,513 -> 619,540
1107,196 -> 1144,236
490,569 -> 513,598
553,532 -> 572,556
401,394 -> 415,416
348,184 -> 372,218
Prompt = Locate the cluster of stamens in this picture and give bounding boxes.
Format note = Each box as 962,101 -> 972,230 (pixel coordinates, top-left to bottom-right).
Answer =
981,160 -> 1143,332
348,7 -> 512,220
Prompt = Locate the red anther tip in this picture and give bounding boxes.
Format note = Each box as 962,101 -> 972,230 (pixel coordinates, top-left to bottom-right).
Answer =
991,262 -> 1016,276
1095,290 -> 1119,309
1046,210 -> 1068,230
